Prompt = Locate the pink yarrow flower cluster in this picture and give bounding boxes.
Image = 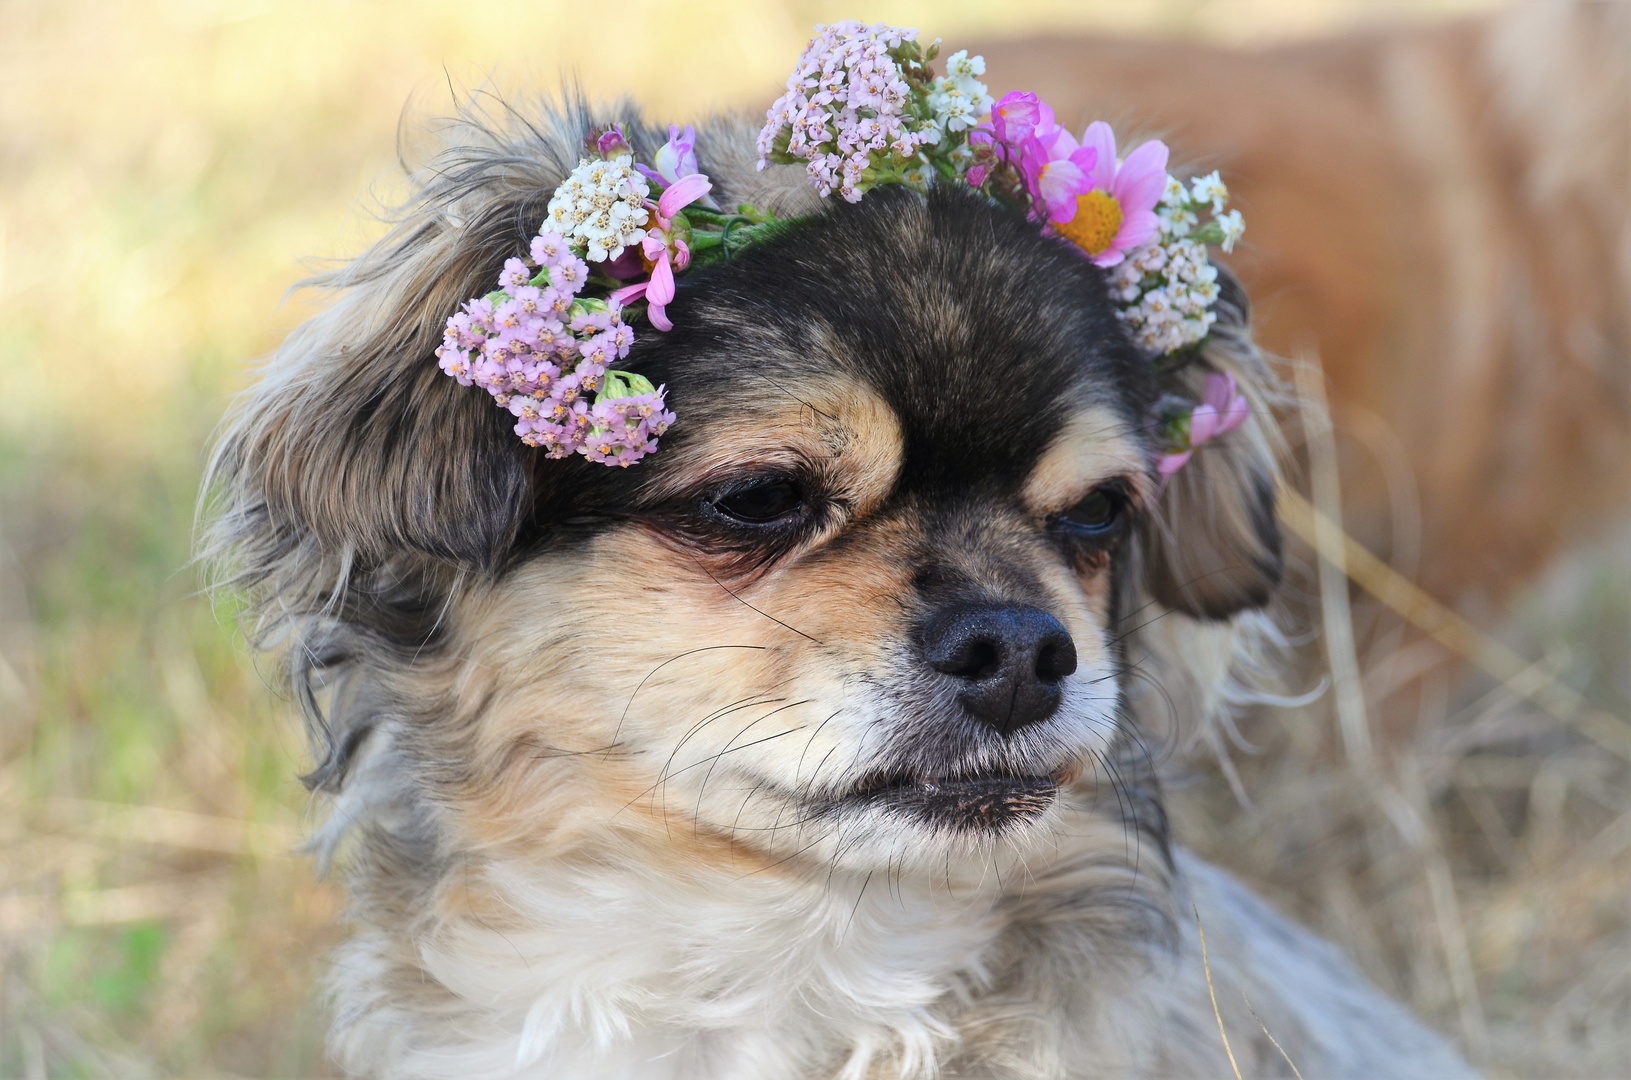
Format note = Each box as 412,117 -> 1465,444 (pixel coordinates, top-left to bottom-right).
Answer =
435,231 -> 673,466
756,21 -> 937,202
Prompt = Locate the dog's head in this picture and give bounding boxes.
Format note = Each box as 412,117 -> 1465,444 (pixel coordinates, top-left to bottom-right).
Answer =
208,111 -> 1282,879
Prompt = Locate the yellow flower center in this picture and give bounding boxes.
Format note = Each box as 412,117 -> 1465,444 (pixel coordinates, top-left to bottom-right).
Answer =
1056,190 -> 1122,255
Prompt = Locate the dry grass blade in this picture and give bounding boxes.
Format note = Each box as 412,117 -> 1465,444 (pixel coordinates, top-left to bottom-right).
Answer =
1195,904 -> 1244,1080
1293,355 -> 1375,772
1241,991 -> 1305,1080
1277,485 -> 1631,758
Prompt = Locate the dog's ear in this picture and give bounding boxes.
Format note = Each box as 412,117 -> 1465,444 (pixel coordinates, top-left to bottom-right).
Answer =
216,213 -> 535,571
1138,273 -> 1284,619
207,105 -> 617,574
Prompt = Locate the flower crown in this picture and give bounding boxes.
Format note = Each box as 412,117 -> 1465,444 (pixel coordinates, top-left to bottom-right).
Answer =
437,21 -> 1248,470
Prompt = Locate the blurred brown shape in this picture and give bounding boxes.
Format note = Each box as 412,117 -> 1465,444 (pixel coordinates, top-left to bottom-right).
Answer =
978,0 -> 1629,607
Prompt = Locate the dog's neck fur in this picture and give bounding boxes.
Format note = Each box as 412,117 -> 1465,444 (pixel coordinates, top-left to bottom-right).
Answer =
321,735 -> 1176,1080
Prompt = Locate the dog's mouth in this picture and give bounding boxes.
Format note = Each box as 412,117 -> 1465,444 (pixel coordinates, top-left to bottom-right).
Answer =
834,767 -> 1060,831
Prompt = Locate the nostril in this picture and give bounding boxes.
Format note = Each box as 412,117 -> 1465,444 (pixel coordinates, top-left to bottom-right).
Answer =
930,635 -> 1003,680
960,639 -> 1002,681
1035,634 -> 1078,683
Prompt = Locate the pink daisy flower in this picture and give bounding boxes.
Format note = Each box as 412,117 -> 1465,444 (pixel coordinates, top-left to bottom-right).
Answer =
1157,372 -> 1250,477
1049,122 -> 1168,268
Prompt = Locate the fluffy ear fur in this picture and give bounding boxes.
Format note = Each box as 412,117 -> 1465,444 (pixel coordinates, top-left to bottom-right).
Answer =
1139,271 -> 1285,619
221,293 -> 528,572
205,98 -> 646,577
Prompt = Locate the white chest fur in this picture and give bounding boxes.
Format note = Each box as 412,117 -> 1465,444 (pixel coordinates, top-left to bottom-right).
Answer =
329,857 -> 1008,1080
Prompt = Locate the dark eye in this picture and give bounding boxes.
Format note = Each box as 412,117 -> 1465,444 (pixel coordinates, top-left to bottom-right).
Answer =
1055,488 -> 1124,537
710,478 -> 805,525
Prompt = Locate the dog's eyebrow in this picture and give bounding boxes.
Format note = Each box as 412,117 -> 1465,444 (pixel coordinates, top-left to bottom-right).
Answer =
751,371 -> 837,423
1023,403 -> 1152,514
638,379 -> 904,517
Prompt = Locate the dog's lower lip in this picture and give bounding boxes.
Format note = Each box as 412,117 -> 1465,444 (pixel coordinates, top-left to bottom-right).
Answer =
837,769 -> 1060,828
847,771 -> 1055,799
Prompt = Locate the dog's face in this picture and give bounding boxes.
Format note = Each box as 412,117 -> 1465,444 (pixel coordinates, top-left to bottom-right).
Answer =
225,181 -> 1280,881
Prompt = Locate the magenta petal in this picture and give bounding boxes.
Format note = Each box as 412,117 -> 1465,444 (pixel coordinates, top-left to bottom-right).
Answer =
646,252 -> 676,306
1031,102 -> 1066,155
1081,121 -> 1117,190
647,302 -> 673,332
1157,450 -> 1193,476
1202,372 -> 1233,411
1033,101 -> 1057,138
1110,140 -> 1169,213
1219,395 -> 1251,435
1038,160 -> 1091,222
992,91 -> 1040,143
609,282 -> 648,306
1090,247 -> 1127,268
658,173 -> 712,219
1067,144 -> 1099,178
1019,135 -> 1049,200
1113,209 -> 1161,252
1189,404 -> 1220,446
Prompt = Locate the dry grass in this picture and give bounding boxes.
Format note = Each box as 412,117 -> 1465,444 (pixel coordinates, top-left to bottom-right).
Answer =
1160,360 -> 1628,1079
4,1 -> 1622,1077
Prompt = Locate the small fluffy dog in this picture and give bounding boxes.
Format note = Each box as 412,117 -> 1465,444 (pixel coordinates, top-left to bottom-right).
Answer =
206,107 -> 1479,1079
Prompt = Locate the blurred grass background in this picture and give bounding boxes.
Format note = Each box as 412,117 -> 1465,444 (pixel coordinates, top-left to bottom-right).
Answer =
0,1 -> 1622,1077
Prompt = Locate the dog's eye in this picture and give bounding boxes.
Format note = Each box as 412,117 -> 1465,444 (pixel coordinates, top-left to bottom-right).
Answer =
1054,488 -> 1124,537
710,478 -> 805,525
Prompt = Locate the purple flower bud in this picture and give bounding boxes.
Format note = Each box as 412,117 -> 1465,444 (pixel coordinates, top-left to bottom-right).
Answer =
595,125 -> 631,157
990,91 -> 1041,145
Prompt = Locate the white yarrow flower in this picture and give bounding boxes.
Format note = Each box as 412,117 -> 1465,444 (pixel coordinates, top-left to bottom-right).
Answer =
945,49 -> 984,79
1189,171 -> 1228,214
929,51 -> 993,135
900,162 -> 935,190
545,156 -> 650,262
929,75 -> 993,134
1157,204 -> 1196,238
1105,169 -> 1244,353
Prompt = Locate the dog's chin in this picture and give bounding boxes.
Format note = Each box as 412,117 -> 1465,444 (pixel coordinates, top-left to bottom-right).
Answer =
829,768 -> 1062,835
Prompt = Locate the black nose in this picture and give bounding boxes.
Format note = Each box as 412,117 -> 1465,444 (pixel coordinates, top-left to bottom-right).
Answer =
922,603 -> 1078,736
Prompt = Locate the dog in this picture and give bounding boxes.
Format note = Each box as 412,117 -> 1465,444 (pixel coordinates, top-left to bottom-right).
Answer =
203,104 -> 1480,1079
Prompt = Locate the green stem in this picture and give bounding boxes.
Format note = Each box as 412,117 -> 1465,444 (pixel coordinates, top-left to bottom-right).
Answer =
685,219 -> 796,266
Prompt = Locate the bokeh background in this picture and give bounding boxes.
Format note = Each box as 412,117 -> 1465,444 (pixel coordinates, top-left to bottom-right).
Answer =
0,1 -> 1624,1077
